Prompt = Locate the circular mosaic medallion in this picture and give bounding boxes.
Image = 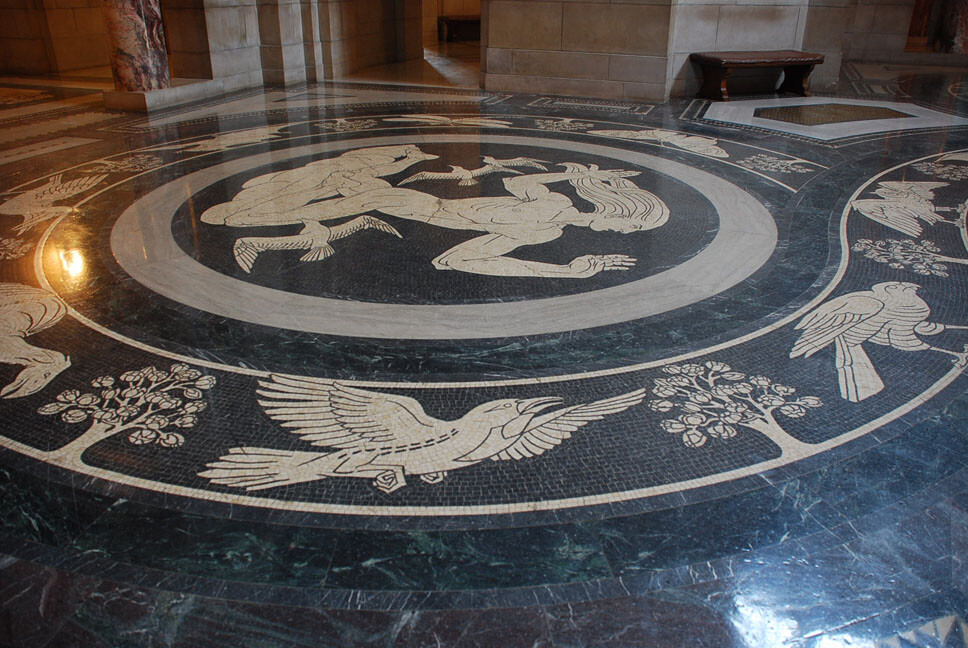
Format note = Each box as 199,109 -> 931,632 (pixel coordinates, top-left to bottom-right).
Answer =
1,111 -> 966,521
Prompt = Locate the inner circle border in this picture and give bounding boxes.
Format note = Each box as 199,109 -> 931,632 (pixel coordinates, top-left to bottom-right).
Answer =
108,134 -> 777,340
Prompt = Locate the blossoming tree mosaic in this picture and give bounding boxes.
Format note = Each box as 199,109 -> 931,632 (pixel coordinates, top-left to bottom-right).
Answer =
649,361 -> 822,455
852,239 -> 968,276
39,364 -> 215,465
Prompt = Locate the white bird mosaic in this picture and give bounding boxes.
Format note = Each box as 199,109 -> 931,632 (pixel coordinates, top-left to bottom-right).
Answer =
199,377 -> 647,493
790,281 -> 968,402
399,156 -> 548,187
232,216 -> 402,273
0,173 -> 106,235
851,182 -> 961,238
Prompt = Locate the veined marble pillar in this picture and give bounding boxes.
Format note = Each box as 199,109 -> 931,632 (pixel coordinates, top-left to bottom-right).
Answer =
100,0 -> 171,91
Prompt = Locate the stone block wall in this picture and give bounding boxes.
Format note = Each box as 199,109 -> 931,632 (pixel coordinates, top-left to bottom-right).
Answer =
258,0 -> 309,85
422,0 -> 436,43
441,0 -> 478,14
42,0 -> 110,70
0,0 -> 111,74
318,0 -> 421,78
480,0 -> 838,101
396,0 -> 423,60
482,0 -> 672,101
161,0 -> 213,78
204,0 -> 262,89
841,0 -> 968,65
800,0 -> 852,90
843,0 -> 912,60
0,0 -> 53,73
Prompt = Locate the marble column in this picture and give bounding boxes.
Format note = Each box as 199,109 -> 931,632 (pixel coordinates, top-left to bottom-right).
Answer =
100,0 -> 171,91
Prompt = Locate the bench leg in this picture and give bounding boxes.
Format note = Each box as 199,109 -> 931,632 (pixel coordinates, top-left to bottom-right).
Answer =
697,65 -> 730,101
778,64 -> 815,96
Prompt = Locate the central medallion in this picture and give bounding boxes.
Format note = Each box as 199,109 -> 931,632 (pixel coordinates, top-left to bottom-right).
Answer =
110,135 -> 778,339
178,142 -> 719,305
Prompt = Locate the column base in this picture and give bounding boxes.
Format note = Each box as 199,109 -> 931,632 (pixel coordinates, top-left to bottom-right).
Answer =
103,78 -> 234,113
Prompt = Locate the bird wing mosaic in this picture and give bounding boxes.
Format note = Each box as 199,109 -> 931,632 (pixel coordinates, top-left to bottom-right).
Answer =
850,181 -> 960,237
0,173 -> 107,234
199,376 -> 647,493
791,281 -> 968,402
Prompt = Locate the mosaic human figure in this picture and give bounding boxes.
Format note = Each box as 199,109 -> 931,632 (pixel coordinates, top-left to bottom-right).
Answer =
201,145 -> 670,279
0,283 -> 69,398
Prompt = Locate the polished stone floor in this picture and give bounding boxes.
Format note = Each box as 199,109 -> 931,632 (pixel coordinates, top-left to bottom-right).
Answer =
1,67 -> 968,647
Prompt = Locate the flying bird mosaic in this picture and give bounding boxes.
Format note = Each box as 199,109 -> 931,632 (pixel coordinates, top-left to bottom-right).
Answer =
1,174 -> 106,235
199,377 -> 647,493
850,182 -> 963,238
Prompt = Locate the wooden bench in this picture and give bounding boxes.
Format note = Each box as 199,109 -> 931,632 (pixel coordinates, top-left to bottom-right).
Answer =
437,15 -> 480,42
689,50 -> 825,101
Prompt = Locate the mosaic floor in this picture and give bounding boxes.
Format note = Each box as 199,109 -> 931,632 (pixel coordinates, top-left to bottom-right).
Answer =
2,69 -> 968,646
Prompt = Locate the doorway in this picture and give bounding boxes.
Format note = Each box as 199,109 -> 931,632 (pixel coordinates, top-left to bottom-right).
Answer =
342,0 -> 480,88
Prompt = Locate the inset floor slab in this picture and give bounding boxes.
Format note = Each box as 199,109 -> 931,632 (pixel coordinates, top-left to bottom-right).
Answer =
704,96 -> 968,140
753,102 -> 916,126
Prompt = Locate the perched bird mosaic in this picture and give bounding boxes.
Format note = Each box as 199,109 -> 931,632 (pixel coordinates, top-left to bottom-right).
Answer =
790,281 -> 968,402
0,283 -> 70,398
0,173 -> 106,235
199,376 -> 647,493
850,181 -> 960,238
399,157 -> 549,187
232,215 -> 402,273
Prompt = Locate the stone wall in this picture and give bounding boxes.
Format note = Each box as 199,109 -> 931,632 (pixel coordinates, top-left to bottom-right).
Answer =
800,0 -> 852,91
482,0 -> 672,101
161,0 -> 213,79
844,0 -> 912,61
42,0 -> 110,70
422,0 -> 436,43
0,0 -> 53,74
423,0 -> 480,45
258,0 -> 309,85
202,0 -> 262,89
841,0 -> 968,64
480,0 -> 839,101
318,0 -> 421,78
0,0 -> 111,74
